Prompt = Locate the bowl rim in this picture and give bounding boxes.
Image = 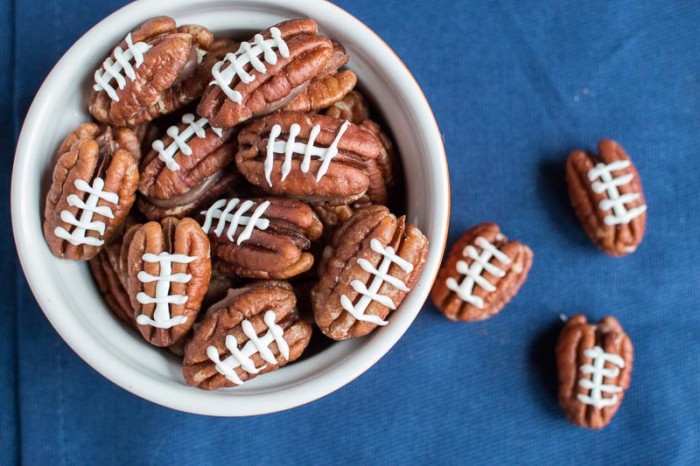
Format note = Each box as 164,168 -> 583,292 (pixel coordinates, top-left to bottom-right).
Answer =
11,0 -> 450,416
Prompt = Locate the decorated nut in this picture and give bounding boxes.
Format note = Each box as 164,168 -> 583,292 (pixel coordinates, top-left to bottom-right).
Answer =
126,217 -> 211,346
236,111 -> 382,205
557,315 -> 633,429
324,90 -> 370,124
44,123 -> 139,260
137,112 -> 238,220
431,223 -> 532,322
183,281 -> 312,390
200,196 -> 323,279
90,16 -> 215,126
566,139 -> 647,257
197,19 -> 334,128
312,206 -> 428,340
90,239 -> 136,327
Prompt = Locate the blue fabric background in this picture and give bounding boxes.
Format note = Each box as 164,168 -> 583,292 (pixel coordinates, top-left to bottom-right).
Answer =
2,0 -> 699,464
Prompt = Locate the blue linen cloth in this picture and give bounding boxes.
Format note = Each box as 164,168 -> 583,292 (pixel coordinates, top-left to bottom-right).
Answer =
2,0 -> 699,464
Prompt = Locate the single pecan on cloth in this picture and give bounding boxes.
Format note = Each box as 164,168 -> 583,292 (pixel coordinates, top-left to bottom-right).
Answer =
312,206 -> 428,340
200,196 -> 322,279
566,139 -> 647,257
183,281 -> 312,390
137,112 -> 238,220
44,123 -> 139,260
90,16 -> 215,127
197,19 -> 334,128
236,111 -> 382,205
557,315 -> 633,429
431,223 -> 532,322
126,217 -> 211,347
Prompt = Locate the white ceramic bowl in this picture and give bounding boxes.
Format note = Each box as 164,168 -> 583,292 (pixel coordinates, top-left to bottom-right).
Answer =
11,0 -> 449,416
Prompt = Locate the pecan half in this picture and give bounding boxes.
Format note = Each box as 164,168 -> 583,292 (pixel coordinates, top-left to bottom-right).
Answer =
90,238 -> 135,328
566,139 -> 647,257
236,111 -> 381,205
137,112 -> 238,220
183,281 -> 312,390
312,206 -> 428,340
126,217 -> 211,346
89,17 -> 214,127
557,315 -> 633,429
324,90 -> 370,124
431,223 -> 532,322
197,19 -> 334,128
200,196 -> 322,279
44,123 -> 139,260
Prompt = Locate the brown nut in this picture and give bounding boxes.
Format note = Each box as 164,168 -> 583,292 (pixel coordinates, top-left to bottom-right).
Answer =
137,112 -> 238,220
431,223 -> 532,322
566,139 -> 647,257
183,281 -> 312,390
200,196 -> 323,279
324,90 -> 370,124
197,19 -> 334,128
312,206 -> 428,340
126,217 -> 211,347
236,111 -> 381,205
90,239 -> 136,328
89,17 -> 215,127
44,123 -> 139,260
557,315 -> 633,429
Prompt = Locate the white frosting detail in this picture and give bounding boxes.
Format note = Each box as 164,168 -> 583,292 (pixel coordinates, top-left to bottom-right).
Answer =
210,27 -> 289,103
201,198 -> 271,245
588,160 -> 647,226
264,120 -> 350,187
152,113 -> 223,172
340,238 -> 414,326
445,236 -> 512,309
93,33 -> 152,102
135,252 -> 196,329
206,310 -> 289,386
54,177 -> 119,247
577,346 -> 626,409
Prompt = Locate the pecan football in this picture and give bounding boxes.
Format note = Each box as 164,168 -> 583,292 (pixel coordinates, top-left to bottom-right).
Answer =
312,206 -> 428,340
44,123 -> 139,260
236,111 -> 382,205
200,196 -> 322,279
137,112 -> 238,220
557,315 -> 633,429
431,222 -> 533,322
126,217 -> 211,347
197,19 -> 334,128
183,281 -> 312,390
566,139 -> 647,257
90,16 -> 215,127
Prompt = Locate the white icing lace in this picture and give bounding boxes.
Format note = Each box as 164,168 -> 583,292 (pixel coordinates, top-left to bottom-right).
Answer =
135,252 -> 196,329
201,198 -> 271,245
340,238 -> 414,326
53,177 -> 119,247
210,27 -> 290,103
265,120 -> 350,187
588,160 -> 647,226
577,346 -> 626,409
207,310 -> 289,386
93,33 -> 152,102
152,113 -> 223,172
446,236 -> 511,309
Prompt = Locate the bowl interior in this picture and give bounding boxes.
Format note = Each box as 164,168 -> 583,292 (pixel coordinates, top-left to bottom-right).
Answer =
11,0 -> 449,415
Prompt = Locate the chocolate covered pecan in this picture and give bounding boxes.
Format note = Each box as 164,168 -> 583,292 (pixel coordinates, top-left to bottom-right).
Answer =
200,196 -> 322,279
557,315 -> 633,429
236,111 -> 381,204
431,223 -> 532,322
90,17 -> 215,126
126,217 -> 211,346
183,281 -> 312,390
312,206 -> 428,340
567,139 -> 647,257
44,123 -> 139,260
197,19 -> 334,128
